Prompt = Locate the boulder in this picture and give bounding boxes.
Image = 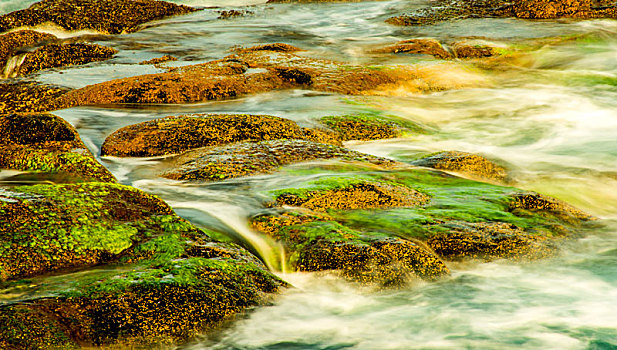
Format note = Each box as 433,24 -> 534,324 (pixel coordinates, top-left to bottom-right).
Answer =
0,113 -> 115,182
0,81 -> 68,114
319,113 -> 426,141
0,0 -> 198,34
411,151 -> 509,182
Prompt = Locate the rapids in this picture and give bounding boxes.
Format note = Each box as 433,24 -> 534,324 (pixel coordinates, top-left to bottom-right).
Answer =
2,0 -> 617,348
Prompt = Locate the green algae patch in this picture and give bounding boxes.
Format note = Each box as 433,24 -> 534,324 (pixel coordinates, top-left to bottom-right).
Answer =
319,113 -> 428,141
0,113 -> 115,182
0,182 -> 174,281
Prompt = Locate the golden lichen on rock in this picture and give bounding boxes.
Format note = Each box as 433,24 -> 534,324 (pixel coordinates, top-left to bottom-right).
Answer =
0,81 -> 68,114
101,114 -> 341,157
411,151 -> 509,183
0,113 -> 116,182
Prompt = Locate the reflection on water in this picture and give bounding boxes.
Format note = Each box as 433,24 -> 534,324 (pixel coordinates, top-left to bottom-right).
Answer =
2,0 -> 617,348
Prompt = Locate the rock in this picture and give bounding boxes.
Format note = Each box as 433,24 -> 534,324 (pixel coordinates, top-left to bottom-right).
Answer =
252,213 -> 449,284
411,151 -> 509,182
257,169 -> 595,269
0,0 -> 198,34
235,43 -> 303,53
0,183 -> 285,347
300,127 -> 343,146
0,113 -> 116,182
273,181 -> 429,211
319,113 -> 426,141
0,81 -> 68,113
371,38 -> 452,59
53,47 -> 486,108
218,9 -> 254,19
426,221 -> 555,260
0,30 -> 55,72
101,114 -> 340,157
162,139 -> 399,181
451,41 -> 497,58
12,43 -> 117,77
386,0 -> 617,25
139,55 -> 177,65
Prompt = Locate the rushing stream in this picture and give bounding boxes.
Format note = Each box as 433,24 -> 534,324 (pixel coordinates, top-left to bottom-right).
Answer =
3,0 -> 617,348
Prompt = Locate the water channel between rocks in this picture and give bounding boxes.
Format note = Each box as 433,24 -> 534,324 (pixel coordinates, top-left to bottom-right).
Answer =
2,0 -> 617,348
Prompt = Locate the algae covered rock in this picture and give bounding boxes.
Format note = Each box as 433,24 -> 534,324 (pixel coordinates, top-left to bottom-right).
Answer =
162,139 -> 399,181
0,182 -> 285,347
0,30 -> 55,71
253,168 -> 595,276
319,113 -> 427,141
101,114 -> 340,157
0,113 -> 115,182
411,151 -> 509,182
0,0 -> 198,34
0,81 -> 68,113
13,43 -> 117,77
371,38 -> 452,59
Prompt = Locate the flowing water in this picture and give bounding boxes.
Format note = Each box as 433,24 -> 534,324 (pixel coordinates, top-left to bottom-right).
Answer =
3,0 -> 617,348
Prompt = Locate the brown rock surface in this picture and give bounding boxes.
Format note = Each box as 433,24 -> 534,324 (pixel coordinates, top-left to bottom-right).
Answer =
0,30 -> 55,71
411,151 -> 509,182
372,38 -> 452,59
0,81 -> 68,113
0,0 -> 198,34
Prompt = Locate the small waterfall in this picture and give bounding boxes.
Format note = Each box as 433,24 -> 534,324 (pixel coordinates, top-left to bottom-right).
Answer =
168,200 -> 285,272
2,53 -> 27,79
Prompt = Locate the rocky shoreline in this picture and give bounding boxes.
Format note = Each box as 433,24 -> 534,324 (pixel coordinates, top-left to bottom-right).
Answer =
0,0 -> 608,348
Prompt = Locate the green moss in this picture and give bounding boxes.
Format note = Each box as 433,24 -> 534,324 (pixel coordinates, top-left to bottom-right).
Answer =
268,174 -> 377,200
320,112 -> 428,138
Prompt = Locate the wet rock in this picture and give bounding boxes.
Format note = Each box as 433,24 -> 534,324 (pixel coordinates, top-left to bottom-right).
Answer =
162,139 -> 399,181
0,81 -> 68,113
371,38 -> 452,59
139,54 -> 177,65
427,221 -> 555,260
252,213 -> 449,284
235,43 -> 303,53
411,151 -> 509,182
0,0 -> 198,35
451,41 -> 498,58
319,113 -> 426,141
0,30 -> 55,72
54,48 -> 485,108
101,114 -> 340,157
259,169 -> 595,268
387,0 -> 617,25
273,182 -> 429,211
300,127 -> 343,146
218,9 -> 255,19
509,191 -> 595,223
0,183 -> 285,347
13,43 -> 117,77
0,113 -> 115,182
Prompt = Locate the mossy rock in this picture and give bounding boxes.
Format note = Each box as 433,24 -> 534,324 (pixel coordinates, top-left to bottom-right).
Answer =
101,114 -> 341,157
0,200 -> 285,347
162,139 -> 399,181
272,181 -> 429,211
255,169 -> 595,266
14,43 -> 117,77
0,30 -> 56,70
0,113 -> 115,182
0,82 -> 68,113
319,113 -> 427,141
0,0 -> 198,34
0,182 -> 174,280
252,214 -> 449,284
411,151 -> 509,183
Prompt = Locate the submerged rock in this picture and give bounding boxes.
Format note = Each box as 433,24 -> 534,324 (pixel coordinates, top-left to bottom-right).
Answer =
411,151 -> 509,182
101,114 -> 341,157
371,38 -> 452,59
0,81 -> 68,113
162,139 -> 399,181
139,54 -> 177,65
0,0 -> 198,34
319,113 -> 426,141
0,113 -> 115,182
0,182 -> 285,347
